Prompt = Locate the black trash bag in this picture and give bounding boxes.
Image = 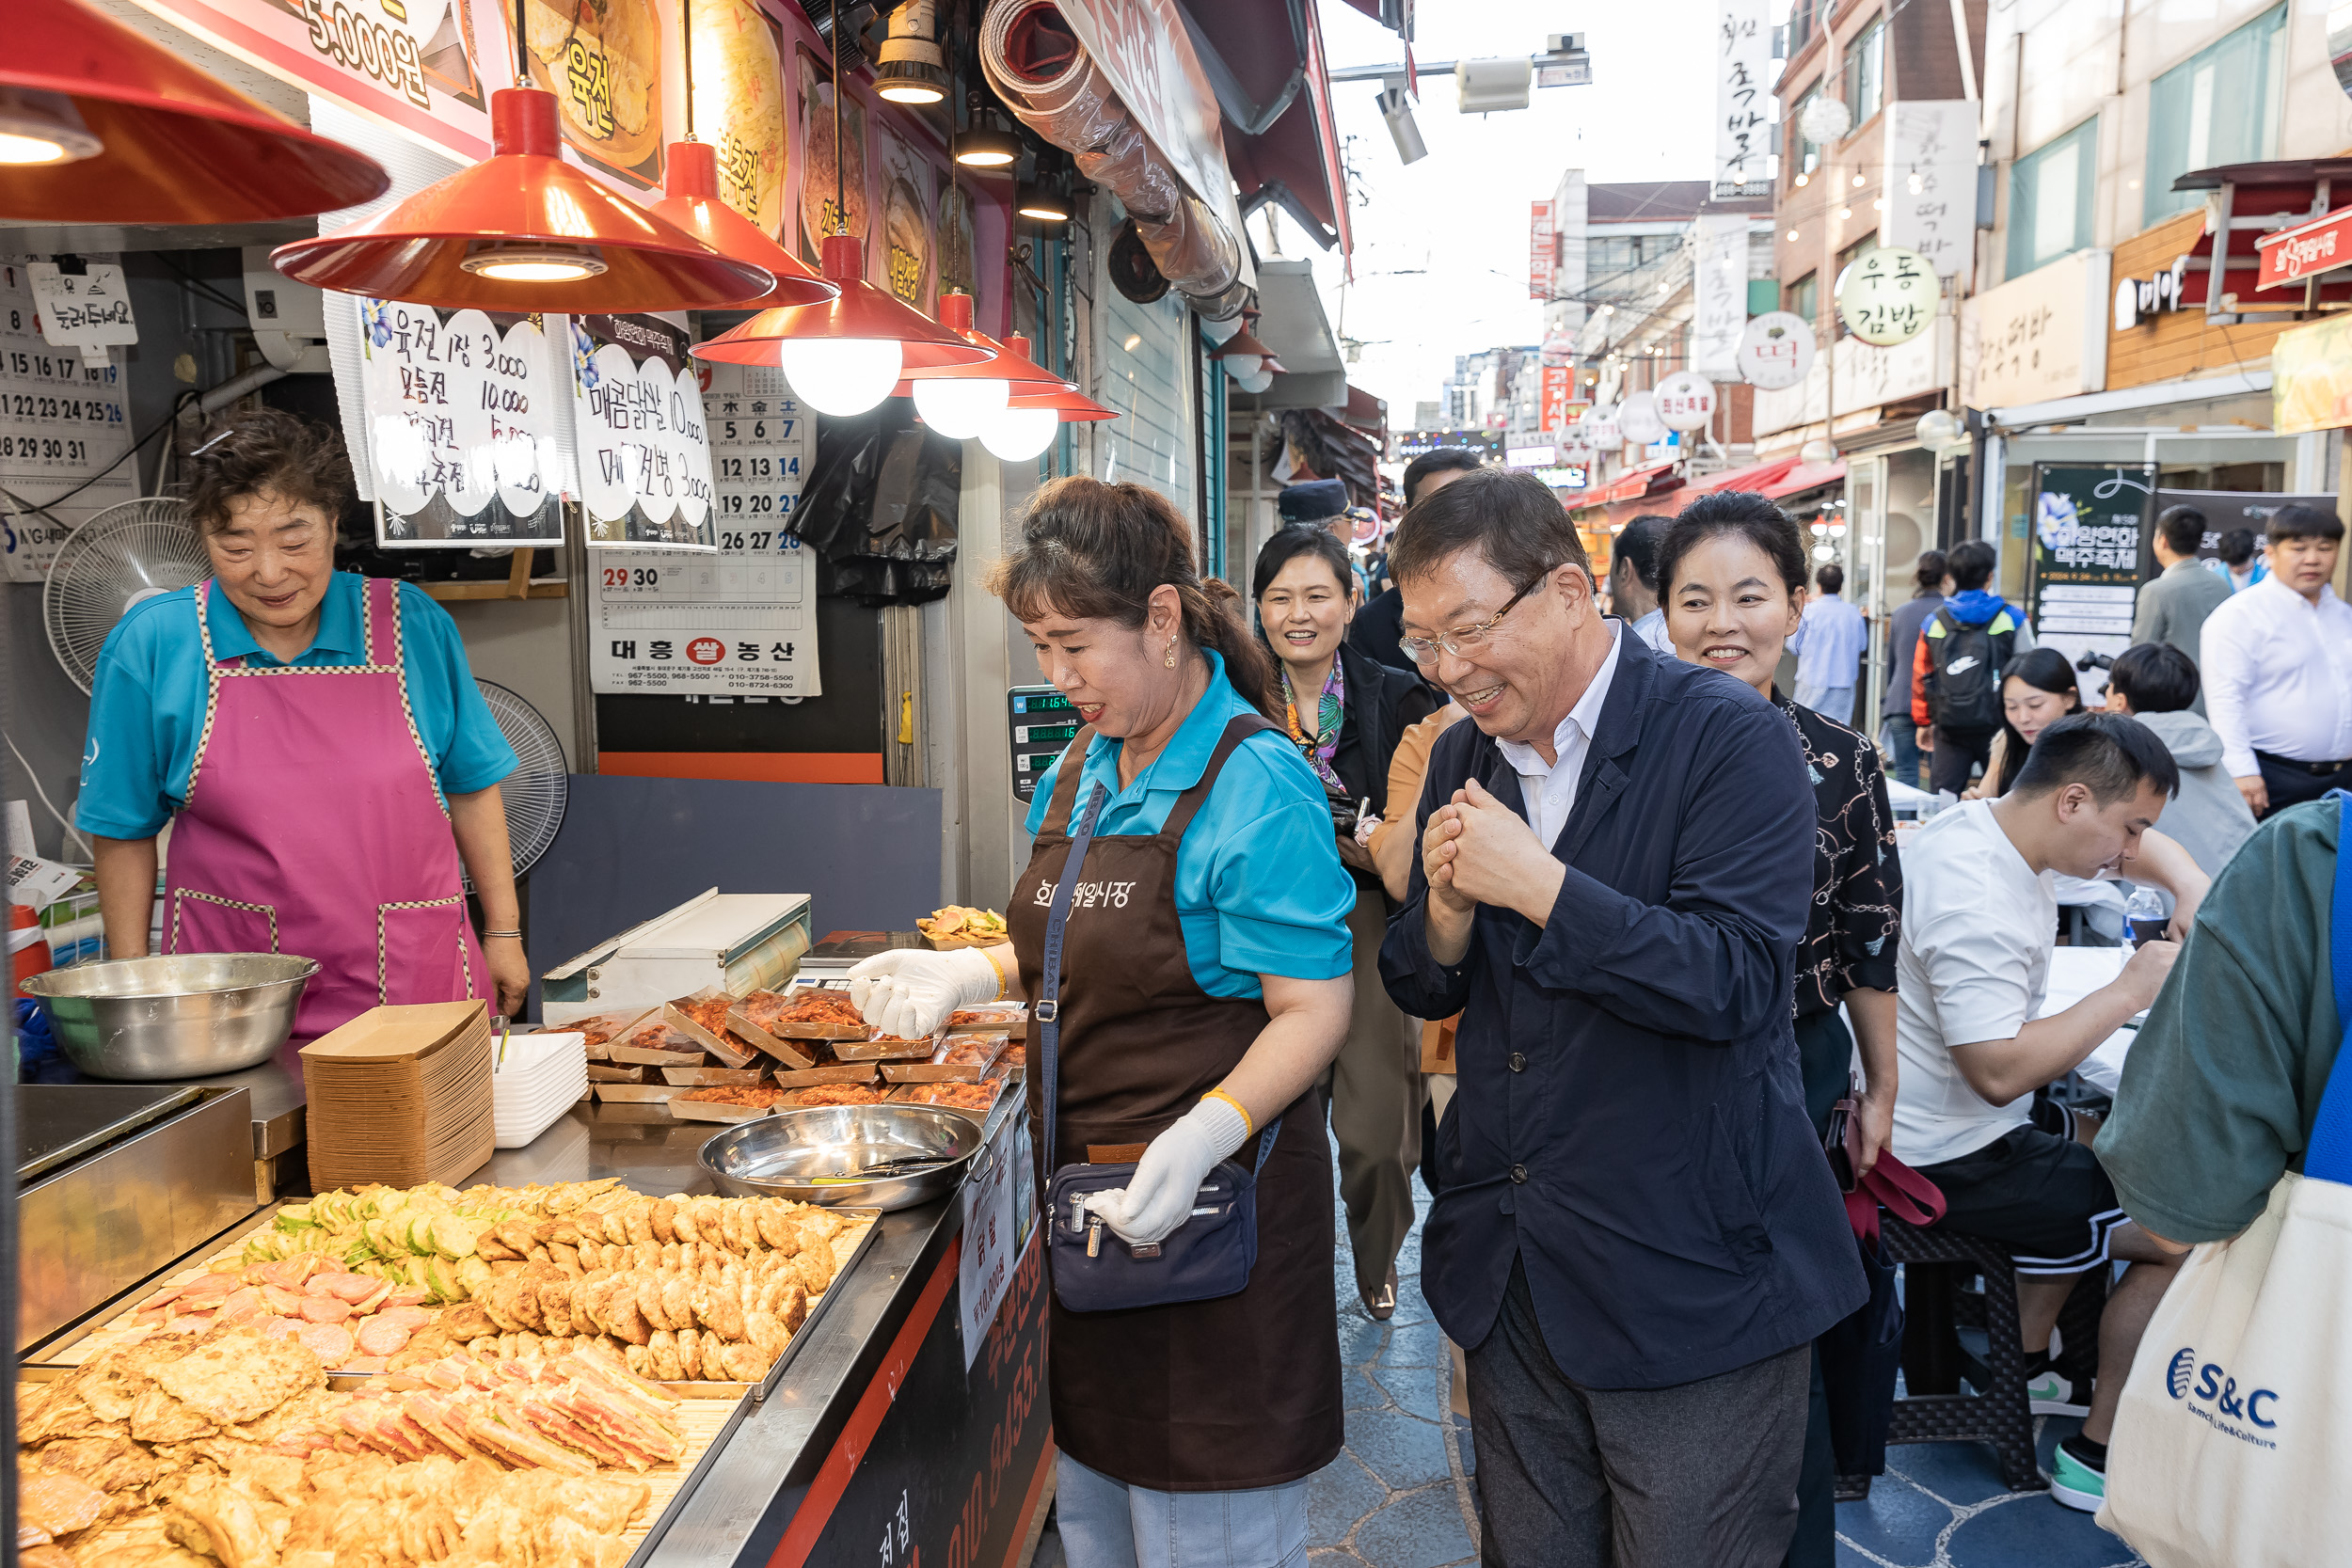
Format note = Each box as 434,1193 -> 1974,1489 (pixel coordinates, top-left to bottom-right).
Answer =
1820,1225 -> 1905,1476
796,396 -> 961,606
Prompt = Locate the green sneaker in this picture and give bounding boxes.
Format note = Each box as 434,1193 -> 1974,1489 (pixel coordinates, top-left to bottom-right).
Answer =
2026,1368 -> 2090,1416
2050,1441 -> 2106,1513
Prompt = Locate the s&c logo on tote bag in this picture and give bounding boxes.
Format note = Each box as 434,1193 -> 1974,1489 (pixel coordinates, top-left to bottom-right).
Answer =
2166,1347 -> 2281,1438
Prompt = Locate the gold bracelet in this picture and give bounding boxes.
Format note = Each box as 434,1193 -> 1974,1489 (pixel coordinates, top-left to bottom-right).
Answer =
1202,1086 -> 1255,1136
978,945 -> 1008,1002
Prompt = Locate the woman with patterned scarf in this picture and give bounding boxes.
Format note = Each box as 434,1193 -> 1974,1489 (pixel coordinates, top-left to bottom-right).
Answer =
1255,523 -> 1440,1320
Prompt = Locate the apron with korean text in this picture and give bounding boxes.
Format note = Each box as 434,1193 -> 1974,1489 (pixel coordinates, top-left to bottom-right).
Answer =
1009,716 -> 1343,1492
165,578 -> 484,1043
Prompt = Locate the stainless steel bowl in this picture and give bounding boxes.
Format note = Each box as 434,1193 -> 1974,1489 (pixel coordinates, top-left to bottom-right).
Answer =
20,953 -> 319,1081
699,1105 -> 982,1210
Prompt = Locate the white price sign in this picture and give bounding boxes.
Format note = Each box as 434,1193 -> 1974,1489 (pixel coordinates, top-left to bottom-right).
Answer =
0,256 -> 135,583
360,300 -> 566,546
570,313 -> 718,550
958,1108 -> 1024,1370
588,362 -> 824,695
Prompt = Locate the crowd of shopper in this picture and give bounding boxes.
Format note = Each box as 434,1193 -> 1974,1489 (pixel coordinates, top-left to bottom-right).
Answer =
847,452 -> 2346,1567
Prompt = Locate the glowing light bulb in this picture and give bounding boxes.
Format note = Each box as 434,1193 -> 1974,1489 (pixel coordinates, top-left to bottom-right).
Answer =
912,375 -> 1010,438
457,242 -> 607,281
777,338 -> 903,416
979,404 -> 1058,461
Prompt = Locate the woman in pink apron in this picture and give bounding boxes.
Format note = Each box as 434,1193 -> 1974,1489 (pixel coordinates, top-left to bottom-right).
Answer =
79,410 -> 528,1043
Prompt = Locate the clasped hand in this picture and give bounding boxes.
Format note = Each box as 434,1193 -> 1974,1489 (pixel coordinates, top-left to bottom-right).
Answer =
1420,776 -> 1566,923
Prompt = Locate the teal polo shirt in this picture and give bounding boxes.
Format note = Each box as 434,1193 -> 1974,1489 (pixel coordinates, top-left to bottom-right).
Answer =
76,572 -> 519,841
1025,651 -> 1354,998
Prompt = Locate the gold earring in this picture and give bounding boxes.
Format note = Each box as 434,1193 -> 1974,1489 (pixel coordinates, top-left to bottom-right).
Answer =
1165,635 -> 1179,668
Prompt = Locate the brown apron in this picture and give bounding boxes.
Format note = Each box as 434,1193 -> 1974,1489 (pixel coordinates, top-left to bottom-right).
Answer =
1009,716 -> 1343,1493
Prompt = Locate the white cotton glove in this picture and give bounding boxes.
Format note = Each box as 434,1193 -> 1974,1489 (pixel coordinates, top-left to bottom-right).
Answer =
846,947 -> 1001,1038
1089,1095 -> 1253,1246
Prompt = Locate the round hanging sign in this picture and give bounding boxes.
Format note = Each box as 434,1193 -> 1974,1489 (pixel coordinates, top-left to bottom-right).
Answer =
1579,402 -> 1621,451
1836,246 -> 1941,346
1617,390 -> 1665,447
1736,311 -> 1818,389
1654,372 -> 1717,432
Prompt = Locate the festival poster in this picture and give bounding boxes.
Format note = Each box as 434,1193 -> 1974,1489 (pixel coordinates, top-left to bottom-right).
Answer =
871,120 -> 935,308
694,0 -> 787,235
795,46 -> 870,264
519,0 -> 665,187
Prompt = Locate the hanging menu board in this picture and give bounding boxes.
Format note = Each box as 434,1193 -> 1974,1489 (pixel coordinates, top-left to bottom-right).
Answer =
2029,465 -> 2153,703
359,300 -> 566,546
587,362 -> 822,695
0,256 -> 135,582
570,313 -> 718,550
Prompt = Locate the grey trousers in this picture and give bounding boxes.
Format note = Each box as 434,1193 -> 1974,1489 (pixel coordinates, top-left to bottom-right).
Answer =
1466,1257 -> 1811,1568
1325,889 -> 1419,1297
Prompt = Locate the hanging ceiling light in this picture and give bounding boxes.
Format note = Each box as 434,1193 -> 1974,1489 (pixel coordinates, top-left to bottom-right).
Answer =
647,0 -> 836,308
3,0 -> 388,222
979,403 -> 1060,461
874,0 -> 947,103
899,293 -> 1065,437
1007,378 -> 1116,421
274,87 -> 769,309
692,3 -> 985,417
1016,179 -> 1072,223
956,102 -> 1020,167
1213,311 -> 1284,381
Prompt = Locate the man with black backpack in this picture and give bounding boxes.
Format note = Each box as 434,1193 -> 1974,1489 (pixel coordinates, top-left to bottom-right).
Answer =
1911,540 -> 2037,795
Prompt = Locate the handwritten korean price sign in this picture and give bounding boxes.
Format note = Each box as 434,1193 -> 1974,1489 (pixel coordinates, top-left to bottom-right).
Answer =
1836,246 -> 1940,347
360,300 -> 566,547
571,313 -> 718,550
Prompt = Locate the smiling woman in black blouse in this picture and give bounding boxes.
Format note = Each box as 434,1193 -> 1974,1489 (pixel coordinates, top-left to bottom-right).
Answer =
1660,491 -> 1903,1568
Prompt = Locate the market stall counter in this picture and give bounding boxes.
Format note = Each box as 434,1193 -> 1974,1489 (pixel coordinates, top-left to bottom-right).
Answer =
18,1096 -> 1053,1568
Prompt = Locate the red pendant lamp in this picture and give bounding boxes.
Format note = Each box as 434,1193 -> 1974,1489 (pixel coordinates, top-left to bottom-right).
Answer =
644,0 -> 835,309
272,85 -> 771,312
689,0 -> 983,416
1,0 -> 389,224
895,293 -> 1069,436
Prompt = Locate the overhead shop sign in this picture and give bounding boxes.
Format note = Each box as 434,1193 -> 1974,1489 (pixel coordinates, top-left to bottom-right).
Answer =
589,362 -> 821,696
1881,100 -> 1978,290
2255,204 -> 2352,291
1530,202 -> 1555,299
570,312 -> 718,549
1712,0 -> 1772,198
0,256 -> 135,583
358,301 -> 566,547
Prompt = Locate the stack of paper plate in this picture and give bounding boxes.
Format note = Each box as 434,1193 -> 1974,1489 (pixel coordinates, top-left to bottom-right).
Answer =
493,1030 -> 589,1148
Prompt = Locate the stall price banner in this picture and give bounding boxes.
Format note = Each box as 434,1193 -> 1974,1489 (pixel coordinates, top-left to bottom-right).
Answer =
0,257 -> 135,582
588,362 -> 822,694
2030,465 -> 2152,695
1882,101 -> 1979,290
1529,201 -> 1554,299
1713,0 -> 1772,199
570,312 -> 717,549
773,1235 -> 1053,1568
361,300 -> 567,547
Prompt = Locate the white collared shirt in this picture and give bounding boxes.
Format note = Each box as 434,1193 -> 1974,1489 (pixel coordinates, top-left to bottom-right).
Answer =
1497,621 -> 1623,847
2201,575 -> 2352,777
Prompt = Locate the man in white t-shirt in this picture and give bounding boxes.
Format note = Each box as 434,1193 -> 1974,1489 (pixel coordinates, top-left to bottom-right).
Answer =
1894,712 -> 2210,1513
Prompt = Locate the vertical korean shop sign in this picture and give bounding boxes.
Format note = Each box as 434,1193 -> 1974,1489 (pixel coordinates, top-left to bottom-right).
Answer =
1883,100 -> 1979,290
359,301 -> 566,546
1529,202 -> 1554,299
0,257 -> 135,582
1713,0 -> 1772,198
587,363 -> 823,695
570,313 -> 717,548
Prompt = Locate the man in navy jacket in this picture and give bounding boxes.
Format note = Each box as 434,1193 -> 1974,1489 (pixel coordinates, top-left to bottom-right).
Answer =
1379,467 -> 1865,1568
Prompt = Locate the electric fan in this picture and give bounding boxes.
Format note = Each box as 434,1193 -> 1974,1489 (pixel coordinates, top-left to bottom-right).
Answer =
42,497 -> 211,694
472,679 -> 569,883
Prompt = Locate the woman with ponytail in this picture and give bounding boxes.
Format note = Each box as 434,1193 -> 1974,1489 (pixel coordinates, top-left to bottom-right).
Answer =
845,478 -> 1356,1565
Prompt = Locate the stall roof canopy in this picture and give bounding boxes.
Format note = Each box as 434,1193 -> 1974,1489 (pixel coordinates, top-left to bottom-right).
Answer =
1681,455 -> 1802,498
1594,461 -> 1685,505
2166,158 -> 2352,314
1769,457 -> 1848,499
1179,0 -> 1352,257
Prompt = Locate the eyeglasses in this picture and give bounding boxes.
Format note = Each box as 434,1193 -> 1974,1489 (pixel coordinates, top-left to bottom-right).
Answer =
1398,575 -> 1547,664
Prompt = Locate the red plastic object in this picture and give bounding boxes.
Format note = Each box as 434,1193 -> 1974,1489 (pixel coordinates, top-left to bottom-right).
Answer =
692,234 -> 988,370
10,903 -> 53,997
898,293 -> 1071,387
271,88 -> 772,313
0,0 -> 389,224
646,140 -> 838,309
1006,343 -> 1116,420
